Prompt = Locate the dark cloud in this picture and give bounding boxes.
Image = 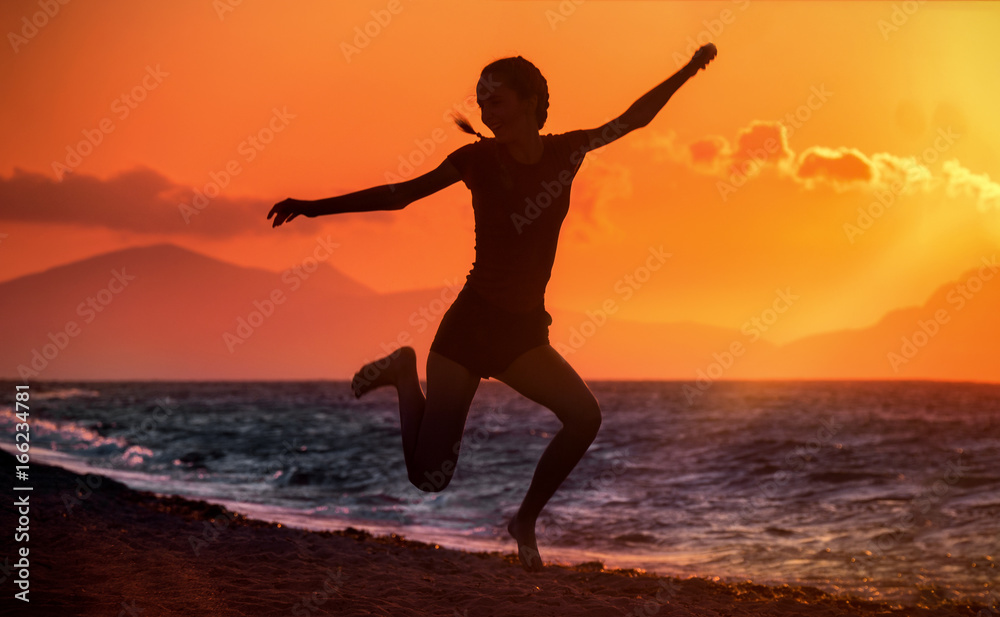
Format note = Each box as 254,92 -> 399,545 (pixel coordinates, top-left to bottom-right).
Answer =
0,166 -> 309,236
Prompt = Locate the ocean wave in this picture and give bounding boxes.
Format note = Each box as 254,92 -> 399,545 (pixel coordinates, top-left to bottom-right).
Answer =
0,407 -> 125,452
33,387 -> 100,400
10,378 -> 998,607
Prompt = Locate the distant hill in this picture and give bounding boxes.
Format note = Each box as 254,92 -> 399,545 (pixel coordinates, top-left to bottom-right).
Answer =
1,244 -> 996,382
1,243 -> 438,380
546,258 -> 999,383
745,258 -> 1000,382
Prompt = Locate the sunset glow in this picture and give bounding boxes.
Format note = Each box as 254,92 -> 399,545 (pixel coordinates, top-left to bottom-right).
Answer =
2,0 -> 998,380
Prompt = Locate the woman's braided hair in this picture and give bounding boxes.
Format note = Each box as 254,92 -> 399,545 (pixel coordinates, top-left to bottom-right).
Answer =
452,56 -> 549,190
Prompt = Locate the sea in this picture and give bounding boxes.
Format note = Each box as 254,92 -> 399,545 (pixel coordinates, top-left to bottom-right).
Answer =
2,380 -> 998,608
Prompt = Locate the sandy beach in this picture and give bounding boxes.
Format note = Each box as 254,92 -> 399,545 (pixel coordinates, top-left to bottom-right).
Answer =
0,450 -> 987,617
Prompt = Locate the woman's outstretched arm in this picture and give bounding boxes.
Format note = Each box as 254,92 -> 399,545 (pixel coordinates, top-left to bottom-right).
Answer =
582,43 -> 718,151
617,43 -> 717,130
268,159 -> 462,227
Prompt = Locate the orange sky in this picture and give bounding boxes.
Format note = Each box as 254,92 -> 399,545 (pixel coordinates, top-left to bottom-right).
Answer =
2,0 -> 999,348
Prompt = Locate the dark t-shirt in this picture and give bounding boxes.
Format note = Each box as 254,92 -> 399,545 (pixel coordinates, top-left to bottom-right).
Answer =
446,130 -> 591,313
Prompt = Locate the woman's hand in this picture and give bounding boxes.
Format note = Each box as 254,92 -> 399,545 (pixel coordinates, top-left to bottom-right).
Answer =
267,198 -> 312,228
686,43 -> 718,74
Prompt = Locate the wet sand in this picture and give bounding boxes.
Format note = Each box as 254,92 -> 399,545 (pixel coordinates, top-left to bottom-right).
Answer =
0,450 -> 985,616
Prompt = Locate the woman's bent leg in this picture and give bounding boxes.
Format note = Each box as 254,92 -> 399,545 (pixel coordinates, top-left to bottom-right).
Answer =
493,345 -> 602,571
352,347 -> 480,491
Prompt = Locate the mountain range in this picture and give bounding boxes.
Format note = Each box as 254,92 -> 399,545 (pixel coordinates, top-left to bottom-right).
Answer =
2,244 -> 996,382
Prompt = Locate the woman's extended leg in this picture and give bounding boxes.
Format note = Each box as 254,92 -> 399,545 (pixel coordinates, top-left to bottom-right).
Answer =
493,345 -> 603,571
352,347 -> 481,491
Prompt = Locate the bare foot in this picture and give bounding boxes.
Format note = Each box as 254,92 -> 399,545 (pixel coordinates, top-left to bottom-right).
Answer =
351,346 -> 416,398
507,516 -> 543,572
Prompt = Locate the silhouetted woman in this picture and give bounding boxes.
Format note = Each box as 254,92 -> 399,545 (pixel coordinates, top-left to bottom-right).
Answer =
268,43 -> 717,571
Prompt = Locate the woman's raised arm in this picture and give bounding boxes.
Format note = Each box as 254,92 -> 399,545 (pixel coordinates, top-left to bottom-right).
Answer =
580,43 -> 718,152
268,158 -> 463,227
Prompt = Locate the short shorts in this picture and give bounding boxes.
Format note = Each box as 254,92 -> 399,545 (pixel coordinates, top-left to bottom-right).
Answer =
430,284 -> 552,379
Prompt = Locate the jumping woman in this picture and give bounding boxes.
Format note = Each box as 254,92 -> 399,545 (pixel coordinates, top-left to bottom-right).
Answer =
268,43 -> 718,571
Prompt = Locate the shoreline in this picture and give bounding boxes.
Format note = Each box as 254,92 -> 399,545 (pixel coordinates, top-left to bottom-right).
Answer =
0,450 -> 988,616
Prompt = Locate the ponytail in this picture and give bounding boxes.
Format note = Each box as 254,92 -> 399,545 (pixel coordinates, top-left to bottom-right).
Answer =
452,113 -> 485,140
